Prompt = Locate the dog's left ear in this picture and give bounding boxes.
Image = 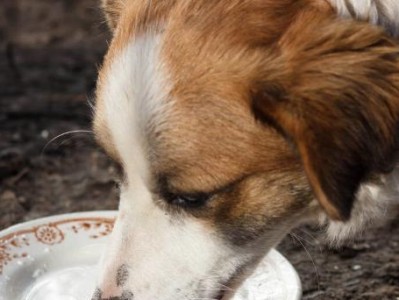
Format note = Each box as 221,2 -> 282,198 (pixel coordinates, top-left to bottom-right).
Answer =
101,0 -> 125,30
252,14 -> 399,221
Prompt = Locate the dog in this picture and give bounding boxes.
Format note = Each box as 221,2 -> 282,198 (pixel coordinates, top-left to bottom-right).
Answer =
91,1 -> 399,299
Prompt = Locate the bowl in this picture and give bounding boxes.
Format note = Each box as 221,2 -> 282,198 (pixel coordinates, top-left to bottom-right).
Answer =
0,211 -> 301,300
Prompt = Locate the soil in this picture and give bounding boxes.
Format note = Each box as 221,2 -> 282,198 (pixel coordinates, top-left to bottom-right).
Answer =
0,1 -> 398,299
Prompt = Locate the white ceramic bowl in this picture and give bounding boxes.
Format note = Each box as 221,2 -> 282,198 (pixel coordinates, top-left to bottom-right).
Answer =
0,211 -> 301,300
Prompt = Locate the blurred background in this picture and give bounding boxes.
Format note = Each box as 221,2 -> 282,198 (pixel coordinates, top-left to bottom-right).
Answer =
0,1 -> 398,299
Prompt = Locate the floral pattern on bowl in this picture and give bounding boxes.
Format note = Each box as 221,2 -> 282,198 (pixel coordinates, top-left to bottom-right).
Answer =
0,212 -> 114,276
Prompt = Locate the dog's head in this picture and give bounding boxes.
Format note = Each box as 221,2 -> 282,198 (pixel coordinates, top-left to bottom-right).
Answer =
92,1 -> 399,299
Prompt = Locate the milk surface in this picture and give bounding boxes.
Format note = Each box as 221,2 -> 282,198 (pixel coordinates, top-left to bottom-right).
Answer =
23,266 -> 98,300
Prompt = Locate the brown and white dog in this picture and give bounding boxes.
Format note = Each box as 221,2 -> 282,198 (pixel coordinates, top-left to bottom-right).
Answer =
92,1 -> 399,299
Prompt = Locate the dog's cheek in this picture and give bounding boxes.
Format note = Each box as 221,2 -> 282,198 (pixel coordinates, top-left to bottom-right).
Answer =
209,174 -> 314,246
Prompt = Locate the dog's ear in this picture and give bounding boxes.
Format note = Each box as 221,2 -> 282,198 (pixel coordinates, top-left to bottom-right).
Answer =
252,14 -> 399,221
101,0 -> 125,30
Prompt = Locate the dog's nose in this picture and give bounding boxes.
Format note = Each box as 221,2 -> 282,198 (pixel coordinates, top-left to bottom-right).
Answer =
91,287 -> 134,300
92,264 -> 133,300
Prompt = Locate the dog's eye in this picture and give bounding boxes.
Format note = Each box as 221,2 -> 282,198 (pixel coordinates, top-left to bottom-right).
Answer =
166,192 -> 211,208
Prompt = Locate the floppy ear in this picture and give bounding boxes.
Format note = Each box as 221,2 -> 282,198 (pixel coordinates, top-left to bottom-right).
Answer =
101,0 -> 125,30
253,15 -> 399,221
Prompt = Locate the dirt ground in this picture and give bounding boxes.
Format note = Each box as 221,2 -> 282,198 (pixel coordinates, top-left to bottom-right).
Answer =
0,1 -> 398,299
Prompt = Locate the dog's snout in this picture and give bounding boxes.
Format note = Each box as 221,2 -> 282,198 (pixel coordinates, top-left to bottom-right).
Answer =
93,264 -> 134,300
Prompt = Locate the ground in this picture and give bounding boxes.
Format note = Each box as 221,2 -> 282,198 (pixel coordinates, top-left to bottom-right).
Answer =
0,1 -> 398,299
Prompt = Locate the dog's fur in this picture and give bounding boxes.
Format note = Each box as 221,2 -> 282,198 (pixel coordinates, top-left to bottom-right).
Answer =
92,1 -> 399,299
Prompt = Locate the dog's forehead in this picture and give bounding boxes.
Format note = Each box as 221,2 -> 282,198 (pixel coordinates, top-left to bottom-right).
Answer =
94,30 -> 295,194
99,55 -> 282,185
94,0 -> 313,192
93,0 -> 273,169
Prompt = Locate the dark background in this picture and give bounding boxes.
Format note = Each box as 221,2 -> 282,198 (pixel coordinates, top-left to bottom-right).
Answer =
0,1 -> 398,299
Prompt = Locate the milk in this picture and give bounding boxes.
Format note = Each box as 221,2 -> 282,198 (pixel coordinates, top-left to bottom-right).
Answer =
23,266 -> 98,300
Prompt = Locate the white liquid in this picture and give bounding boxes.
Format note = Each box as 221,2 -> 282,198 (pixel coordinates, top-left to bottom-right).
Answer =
23,266 -> 98,300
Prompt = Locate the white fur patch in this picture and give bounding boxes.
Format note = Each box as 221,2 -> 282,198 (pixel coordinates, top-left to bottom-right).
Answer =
321,167 -> 399,245
328,0 -> 399,36
96,33 -> 250,299
102,32 -> 171,183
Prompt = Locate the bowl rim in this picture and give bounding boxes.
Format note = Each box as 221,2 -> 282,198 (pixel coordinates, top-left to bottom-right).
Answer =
0,210 -> 116,240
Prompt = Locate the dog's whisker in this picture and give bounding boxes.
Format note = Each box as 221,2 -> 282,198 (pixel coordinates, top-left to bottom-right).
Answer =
298,228 -> 323,252
41,129 -> 93,156
290,232 -> 321,292
196,285 -> 232,291
200,274 -> 234,290
292,230 -> 317,247
57,136 -> 82,148
212,283 -> 233,291
298,228 -> 319,243
87,95 -> 96,113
